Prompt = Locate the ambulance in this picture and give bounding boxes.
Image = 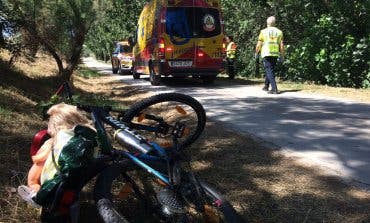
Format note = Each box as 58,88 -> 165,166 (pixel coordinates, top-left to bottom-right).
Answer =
132,0 -> 225,85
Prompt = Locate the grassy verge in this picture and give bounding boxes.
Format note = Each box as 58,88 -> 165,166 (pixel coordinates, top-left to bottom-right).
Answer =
218,73 -> 370,103
1,52 -> 369,222
277,80 -> 370,103
77,66 -> 102,78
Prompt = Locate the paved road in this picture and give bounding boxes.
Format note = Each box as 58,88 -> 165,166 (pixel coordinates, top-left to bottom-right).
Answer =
84,58 -> 370,186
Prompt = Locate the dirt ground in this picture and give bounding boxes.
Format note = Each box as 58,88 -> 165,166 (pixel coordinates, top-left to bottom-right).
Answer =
1,52 -> 370,222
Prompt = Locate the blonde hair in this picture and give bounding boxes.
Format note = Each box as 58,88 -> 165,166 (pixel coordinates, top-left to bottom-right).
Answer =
47,103 -> 92,137
267,16 -> 276,27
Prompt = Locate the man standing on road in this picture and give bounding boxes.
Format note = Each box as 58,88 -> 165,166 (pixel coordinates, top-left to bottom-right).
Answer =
255,16 -> 284,94
225,35 -> 237,79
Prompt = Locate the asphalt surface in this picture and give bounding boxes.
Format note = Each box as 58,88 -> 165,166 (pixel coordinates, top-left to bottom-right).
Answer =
84,58 -> 370,187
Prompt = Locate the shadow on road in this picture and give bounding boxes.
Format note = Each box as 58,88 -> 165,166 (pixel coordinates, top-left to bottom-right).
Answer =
154,75 -> 264,88
278,89 -> 301,94
188,95 -> 370,185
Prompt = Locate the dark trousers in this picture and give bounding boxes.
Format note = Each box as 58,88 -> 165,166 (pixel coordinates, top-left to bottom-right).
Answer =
263,56 -> 278,92
226,58 -> 236,78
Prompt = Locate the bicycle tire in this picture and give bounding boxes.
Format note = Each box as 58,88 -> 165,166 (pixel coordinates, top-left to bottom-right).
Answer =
94,165 -> 245,223
121,93 -> 206,150
199,181 -> 245,223
94,165 -> 163,223
96,198 -> 130,223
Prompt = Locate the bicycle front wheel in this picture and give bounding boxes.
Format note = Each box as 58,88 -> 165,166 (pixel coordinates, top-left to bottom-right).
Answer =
121,93 -> 206,149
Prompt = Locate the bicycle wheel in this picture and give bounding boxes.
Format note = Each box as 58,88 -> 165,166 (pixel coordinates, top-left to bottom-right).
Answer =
94,165 -> 245,223
121,93 -> 206,149
94,164 -> 165,223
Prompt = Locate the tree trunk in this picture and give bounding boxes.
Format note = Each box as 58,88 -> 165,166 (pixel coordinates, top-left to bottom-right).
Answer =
60,68 -> 73,82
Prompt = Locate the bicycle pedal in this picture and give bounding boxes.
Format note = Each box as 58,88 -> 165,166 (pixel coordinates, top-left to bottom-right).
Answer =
157,188 -> 186,215
204,205 -> 220,223
117,183 -> 133,199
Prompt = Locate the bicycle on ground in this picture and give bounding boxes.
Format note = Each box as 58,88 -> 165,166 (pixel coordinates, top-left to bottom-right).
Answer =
33,82 -> 245,223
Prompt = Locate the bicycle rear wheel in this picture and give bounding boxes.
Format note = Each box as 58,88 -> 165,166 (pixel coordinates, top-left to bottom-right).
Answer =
94,166 -> 245,223
121,93 -> 206,149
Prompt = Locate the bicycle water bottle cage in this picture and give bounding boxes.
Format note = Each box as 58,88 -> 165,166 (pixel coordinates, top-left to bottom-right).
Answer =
30,129 -> 51,157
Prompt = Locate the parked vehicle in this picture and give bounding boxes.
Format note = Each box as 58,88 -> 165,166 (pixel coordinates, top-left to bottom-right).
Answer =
132,0 -> 225,85
111,40 -> 133,75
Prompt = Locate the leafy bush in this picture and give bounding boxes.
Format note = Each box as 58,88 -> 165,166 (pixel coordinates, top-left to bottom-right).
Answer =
287,12 -> 369,88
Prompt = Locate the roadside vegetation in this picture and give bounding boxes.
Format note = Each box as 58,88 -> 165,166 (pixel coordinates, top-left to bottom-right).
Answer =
1,51 -> 370,222
86,0 -> 370,89
1,0 -> 369,88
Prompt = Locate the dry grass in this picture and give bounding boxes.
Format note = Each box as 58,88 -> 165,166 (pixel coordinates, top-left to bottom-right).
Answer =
0,52 -> 49,222
0,50 -> 58,78
277,80 -> 370,103
192,123 -> 370,222
1,52 -> 370,222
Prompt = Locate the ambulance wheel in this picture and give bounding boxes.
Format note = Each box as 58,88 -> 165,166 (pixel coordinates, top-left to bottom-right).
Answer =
201,75 -> 217,84
112,67 -> 119,74
133,71 -> 140,79
228,73 -> 235,79
149,65 -> 161,86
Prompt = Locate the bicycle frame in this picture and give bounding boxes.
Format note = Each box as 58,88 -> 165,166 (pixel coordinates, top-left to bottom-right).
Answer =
87,106 -> 177,187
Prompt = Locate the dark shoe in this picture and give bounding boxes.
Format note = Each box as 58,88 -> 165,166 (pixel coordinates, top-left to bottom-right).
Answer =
262,86 -> 269,91
268,90 -> 279,94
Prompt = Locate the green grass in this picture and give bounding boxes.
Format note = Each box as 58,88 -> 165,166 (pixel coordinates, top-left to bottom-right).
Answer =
0,106 -> 12,118
71,94 -> 127,110
77,66 -> 101,78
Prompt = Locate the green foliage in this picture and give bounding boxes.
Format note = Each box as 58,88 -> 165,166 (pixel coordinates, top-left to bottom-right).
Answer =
37,87 -> 127,117
83,0 -> 370,88
85,0 -> 146,62
71,94 -> 123,109
1,0 -> 105,80
0,105 -> 12,119
286,1 -> 370,88
77,67 -> 101,78
220,0 -> 370,88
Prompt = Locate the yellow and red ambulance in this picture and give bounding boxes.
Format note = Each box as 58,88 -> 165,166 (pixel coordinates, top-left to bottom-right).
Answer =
132,0 -> 225,85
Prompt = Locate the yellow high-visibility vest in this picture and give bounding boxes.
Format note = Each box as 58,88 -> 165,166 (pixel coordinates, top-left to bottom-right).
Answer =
226,42 -> 237,59
258,27 -> 283,58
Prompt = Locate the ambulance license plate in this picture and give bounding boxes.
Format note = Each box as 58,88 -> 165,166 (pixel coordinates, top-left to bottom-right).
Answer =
169,60 -> 193,67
